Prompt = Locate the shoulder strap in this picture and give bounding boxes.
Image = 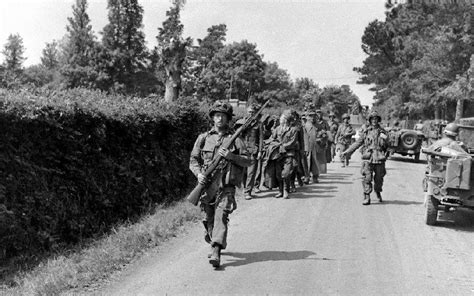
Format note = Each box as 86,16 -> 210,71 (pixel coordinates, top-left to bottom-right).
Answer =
199,131 -> 209,149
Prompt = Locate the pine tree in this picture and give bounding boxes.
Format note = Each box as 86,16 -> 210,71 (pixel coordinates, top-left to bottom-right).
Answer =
102,0 -> 149,93
61,0 -> 99,88
41,41 -> 59,70
1,33 -> 26,88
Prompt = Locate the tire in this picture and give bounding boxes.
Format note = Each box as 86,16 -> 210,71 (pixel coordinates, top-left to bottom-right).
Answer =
425,195 -> 438,226
400,131 -> 418,150
414,152 -> 420,162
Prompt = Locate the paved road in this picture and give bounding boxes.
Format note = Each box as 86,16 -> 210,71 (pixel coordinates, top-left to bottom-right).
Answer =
100,154 -> 474,295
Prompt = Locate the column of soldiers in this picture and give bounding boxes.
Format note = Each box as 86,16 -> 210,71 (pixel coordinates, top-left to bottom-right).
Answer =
189,100 -> 381,268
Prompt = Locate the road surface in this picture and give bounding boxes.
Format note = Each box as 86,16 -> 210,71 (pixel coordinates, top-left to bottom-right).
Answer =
99,153 -> 474,295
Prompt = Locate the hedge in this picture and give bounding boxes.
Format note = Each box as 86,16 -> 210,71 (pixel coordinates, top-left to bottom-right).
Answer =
0,88 -> 209,259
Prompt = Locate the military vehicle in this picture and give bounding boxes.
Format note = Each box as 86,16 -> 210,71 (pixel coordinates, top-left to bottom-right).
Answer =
422,118 -> 474,225
386,128 -> 424,162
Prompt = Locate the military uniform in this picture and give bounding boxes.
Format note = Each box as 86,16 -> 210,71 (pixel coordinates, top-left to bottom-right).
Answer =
344,111 -> 388,205
327,116 -> 339,162
189,101 -> 251,267
270,116 -> 299,198
335,116 -> 355,166
304,115 -> 328,182
236,115 -> 264,198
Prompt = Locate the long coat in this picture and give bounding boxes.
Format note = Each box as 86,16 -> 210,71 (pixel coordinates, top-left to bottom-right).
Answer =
304,121 -> 327,174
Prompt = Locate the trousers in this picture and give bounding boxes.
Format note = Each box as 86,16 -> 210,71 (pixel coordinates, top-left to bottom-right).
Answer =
201,186 -> 236,249
361,161 -> 386,194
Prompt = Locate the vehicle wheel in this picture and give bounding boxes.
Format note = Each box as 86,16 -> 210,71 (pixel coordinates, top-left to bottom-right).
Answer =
425,195 -> 438,226
414,152 -> 420,162
400,131 -> 418,149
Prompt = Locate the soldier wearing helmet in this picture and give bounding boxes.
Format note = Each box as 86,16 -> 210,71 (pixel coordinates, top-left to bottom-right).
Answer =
235,103 -> 264,200
335,113 -> 356,167
426,122 -> 467,153
189,100 -> 251,267
342,110 -> 388,205
327,112 -> 339,162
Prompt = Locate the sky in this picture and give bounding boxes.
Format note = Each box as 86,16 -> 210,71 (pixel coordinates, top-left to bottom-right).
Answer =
0,0 -> 387,106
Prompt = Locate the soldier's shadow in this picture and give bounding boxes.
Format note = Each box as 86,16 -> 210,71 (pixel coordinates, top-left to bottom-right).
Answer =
218,250 -> 332,270
370,200 -> 423,206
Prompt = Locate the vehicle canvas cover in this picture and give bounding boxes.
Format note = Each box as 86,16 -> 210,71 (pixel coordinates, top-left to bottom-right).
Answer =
444,157 -> 471,190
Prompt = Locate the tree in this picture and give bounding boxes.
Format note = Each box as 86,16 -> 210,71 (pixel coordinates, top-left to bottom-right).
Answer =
182,24 -> 227,97
102,0 -> 150,93
156,0 -> 192,101
61,0 -> 99,88
200,40 -> 266,102
255,61 -> 295,107
41,41 -> 60,70
355,3 -> 473,120
1,33 -> 26,88
293,77 -> 321,107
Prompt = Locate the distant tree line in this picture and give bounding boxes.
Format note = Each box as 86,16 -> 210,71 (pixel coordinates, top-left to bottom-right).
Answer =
0,0 -> 360,116
355,1 -> 473,121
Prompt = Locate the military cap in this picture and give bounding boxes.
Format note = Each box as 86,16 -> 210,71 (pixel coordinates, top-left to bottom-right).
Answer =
209,101 -> 234,118
341,113 -> 350,120
328,112 -> 336,118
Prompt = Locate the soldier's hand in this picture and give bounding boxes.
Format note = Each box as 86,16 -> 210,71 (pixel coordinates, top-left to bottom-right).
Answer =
218,147 -> 232,159
197,173 -> 207,185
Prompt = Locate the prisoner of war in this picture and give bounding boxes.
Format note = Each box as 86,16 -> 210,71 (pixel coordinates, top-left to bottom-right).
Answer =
189,101 -> 251,268
342,111 -> 388,205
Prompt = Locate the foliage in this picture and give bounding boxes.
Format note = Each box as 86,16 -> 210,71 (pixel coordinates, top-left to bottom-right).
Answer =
1,34 -> 26,89
101,0 -> 152,94
355,3 -> 473,120
156,0 -> 192,102
41,41 -> 60,70
0,88 -> 209,259
201,40 -> 266,102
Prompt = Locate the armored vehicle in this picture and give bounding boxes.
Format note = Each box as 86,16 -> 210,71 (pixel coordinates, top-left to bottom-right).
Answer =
422,118 -> 474,225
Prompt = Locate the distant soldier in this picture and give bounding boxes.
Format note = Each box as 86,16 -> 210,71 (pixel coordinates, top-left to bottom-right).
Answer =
426,122 -> 467,153
342,111 -> 388,205
189,101 -> 251,268
270,110 -> 299,199
327,112 -> 339,162
304,110 -> 328,183
314,109 -> 329,174
335,113 -> 355,167
236,104 -> 264,200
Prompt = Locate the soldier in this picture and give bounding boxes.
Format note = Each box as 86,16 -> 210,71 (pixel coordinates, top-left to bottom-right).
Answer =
426,122 -> 467,153
236,104 -> 264,200
189,101 -> 251,268
304,111 -> 328,183
270,110 -> 299,199
334,113 -> 355,167
315,109 -> 329,173
327,112 -> 339,162
342,111 -> 388,205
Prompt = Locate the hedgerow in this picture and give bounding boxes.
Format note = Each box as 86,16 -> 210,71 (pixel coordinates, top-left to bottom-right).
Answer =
0,88 -> 209,259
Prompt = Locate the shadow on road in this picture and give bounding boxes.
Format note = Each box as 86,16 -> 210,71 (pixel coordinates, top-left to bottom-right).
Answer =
370,200 -> 423,206
219,250 -> 332,269
387,156 -> 427,165
435,209 -> 474,232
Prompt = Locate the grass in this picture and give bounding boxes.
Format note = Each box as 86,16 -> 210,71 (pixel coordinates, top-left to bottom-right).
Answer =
1,201 -> 202,296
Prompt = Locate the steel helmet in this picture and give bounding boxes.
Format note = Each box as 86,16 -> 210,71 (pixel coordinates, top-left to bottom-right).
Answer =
209,101 -> 234,119
341,113 -> 350,120
444,122 -> 459,137
367,111 -> 381,121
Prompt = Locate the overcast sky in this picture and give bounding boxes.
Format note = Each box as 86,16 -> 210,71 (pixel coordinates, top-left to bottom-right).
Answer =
0,0 -> 387,106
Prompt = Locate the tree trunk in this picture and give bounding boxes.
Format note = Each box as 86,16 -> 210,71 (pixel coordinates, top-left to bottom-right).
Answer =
164,71 -> 180,102
455,98 -> 464,122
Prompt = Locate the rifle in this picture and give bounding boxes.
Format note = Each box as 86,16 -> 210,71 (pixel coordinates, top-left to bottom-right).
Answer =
187,99 -> 271,205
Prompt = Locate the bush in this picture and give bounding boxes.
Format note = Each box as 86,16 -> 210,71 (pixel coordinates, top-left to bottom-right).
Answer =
0,88 -> 209,259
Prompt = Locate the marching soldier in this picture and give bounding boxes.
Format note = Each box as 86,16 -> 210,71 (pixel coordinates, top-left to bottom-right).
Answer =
236,104 -> 264,200
189,101 -> 251,268
334,113 -> 355,167
270,110 -> 299,199
342,111 -> 388,205
327,112 -> 339,162
304,110 -> 328,183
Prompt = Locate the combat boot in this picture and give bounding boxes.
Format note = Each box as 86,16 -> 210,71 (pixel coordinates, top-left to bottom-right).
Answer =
209,244 -> 221,268
341,161 -> 346,168
376,191 -> 383,202
362,194 -> 371,205
283,179 -> 290,199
